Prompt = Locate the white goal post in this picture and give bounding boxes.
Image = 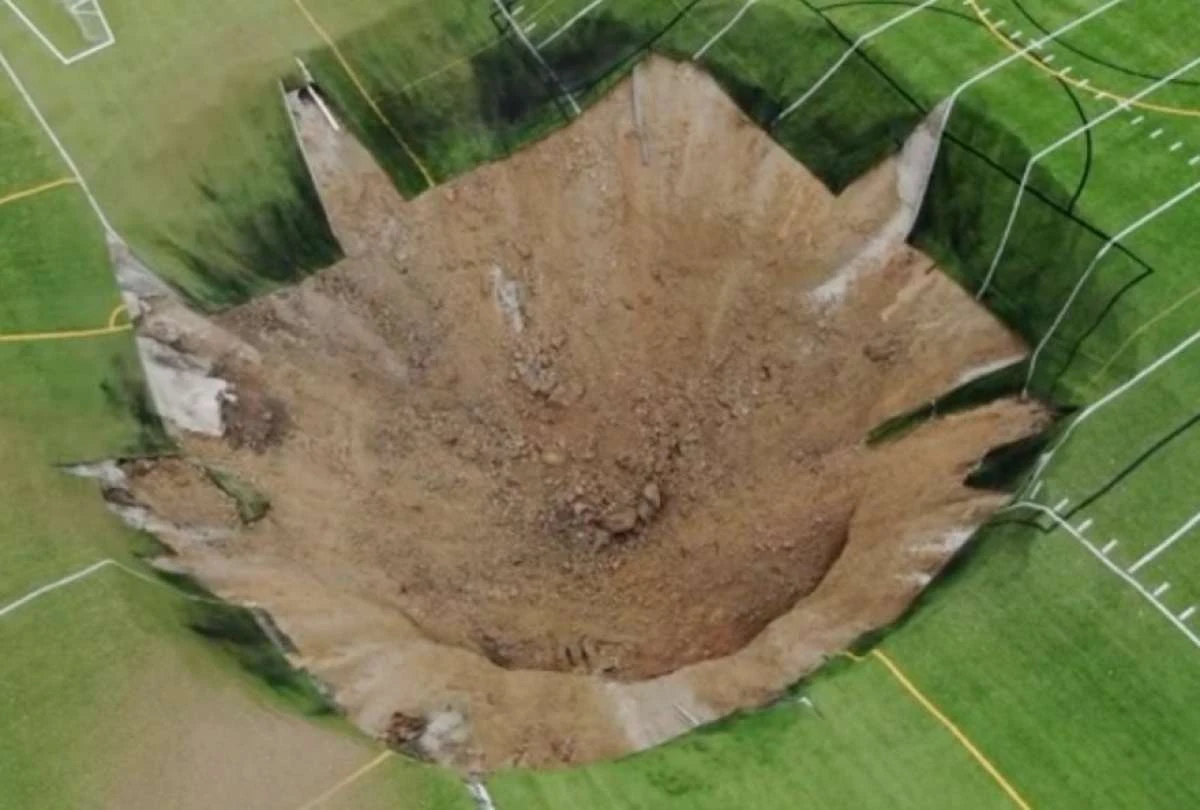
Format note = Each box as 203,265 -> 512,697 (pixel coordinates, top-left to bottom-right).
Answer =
2,0 -> 115,66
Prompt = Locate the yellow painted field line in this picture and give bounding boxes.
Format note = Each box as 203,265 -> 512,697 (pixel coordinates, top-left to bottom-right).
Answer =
870,649 -> 1033,810
967,0 -> 1200,118
294,750 -> 395,810
395,0 -> 561,95
1091,283 -> 1200,381
0,304 -> 131,345
290,0 -> 435,189
0,176 -> 77,209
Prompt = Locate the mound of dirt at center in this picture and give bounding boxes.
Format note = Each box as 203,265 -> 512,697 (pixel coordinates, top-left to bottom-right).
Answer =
126,58 -> 1046,766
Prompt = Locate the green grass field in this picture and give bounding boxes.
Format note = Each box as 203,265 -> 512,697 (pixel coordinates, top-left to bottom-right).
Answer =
0,25 -> 471,807
3,0 -> 1200,807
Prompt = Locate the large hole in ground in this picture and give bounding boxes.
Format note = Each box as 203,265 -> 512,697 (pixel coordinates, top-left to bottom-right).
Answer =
123,58 -> 1047,766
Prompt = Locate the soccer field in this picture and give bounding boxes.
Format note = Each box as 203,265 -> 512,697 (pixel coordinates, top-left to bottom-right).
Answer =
2,0 -> 1200,807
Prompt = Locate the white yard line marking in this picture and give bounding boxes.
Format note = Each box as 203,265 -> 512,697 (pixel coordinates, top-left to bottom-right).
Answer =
1029,323 -> 1200,486
1171,141 -> 1184,151
1077,518 -> 1094,533
1024,176 -> 1200,392
1190,155 -> 1200,165
694,0 -> 757,60
1042,53 -> 1056,64
0,47 -> 114,234
1181,606 -> 1197,621
1007,501 -> 1200,649
0,560 -> 112,620
491,0 -> 581,116
1029,480 -> 1044,499
538,0 -> 605,49
0,558 -> 227,622
1101,539 -> 1119,555
1129,507 -> 1200,573
774,0 -> 942,122
917,0 -> 1125,214
1153,582 -> 1171,597
976,55 -> 1200,298
1150,127 -> 1164,139
1131,114 -> 1145,125
1053,497 -> 1070,513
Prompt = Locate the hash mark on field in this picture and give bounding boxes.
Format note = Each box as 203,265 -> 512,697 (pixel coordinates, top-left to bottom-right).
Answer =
1029,480 -> 1044,499
1042,53 -> 1056,64
1171,141 -> 1184,151
1053,497 -> 1070,513
1077,518 -> 1093,533
1101,539 -> 1119,555
1182,606 -> 1197,622
1191,155 -> 1200,165
1131,115 -> 1145,125
1153,582 -> 1171,597
1150,128 -> 1165,139
1009,502 -> 1200,649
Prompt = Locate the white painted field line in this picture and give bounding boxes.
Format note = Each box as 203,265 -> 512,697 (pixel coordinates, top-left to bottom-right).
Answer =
1181,606 -> 1197,622
0,557 -> 229,623
917,0 -> 1125,218
1007,501 -> 1200,650
1153,582 -> 1171,597
0,560 -> 112,620
1101,539 -> 1119,555
491,0 -> 581,116
1024,176 -> 1200,393
1,0 -> 70,64
1029,323 -> 1200,486
1,0 -> 114,65
1029,480 -> 1044,499
774,0 -> 942,123
1077,518 -> 1094,533
976,54 -> 1200,298
694,0 -> 757,60
1129,507 -> 1200,573
538,0 -> 605,49
0,47 -> 115,234
1053,497 -> 1070,513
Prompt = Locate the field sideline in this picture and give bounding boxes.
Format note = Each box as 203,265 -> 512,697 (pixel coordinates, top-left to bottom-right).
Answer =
1,0 -> 1199,807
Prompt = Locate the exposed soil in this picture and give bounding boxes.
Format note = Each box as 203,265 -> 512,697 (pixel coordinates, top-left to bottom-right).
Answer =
121,58 -> 1047,768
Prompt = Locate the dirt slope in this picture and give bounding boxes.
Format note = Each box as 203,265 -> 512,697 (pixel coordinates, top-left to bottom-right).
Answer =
123,58 -> 1046,768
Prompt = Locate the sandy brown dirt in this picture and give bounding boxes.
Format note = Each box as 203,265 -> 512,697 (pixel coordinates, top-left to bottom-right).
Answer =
124,58 -> 1047,768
